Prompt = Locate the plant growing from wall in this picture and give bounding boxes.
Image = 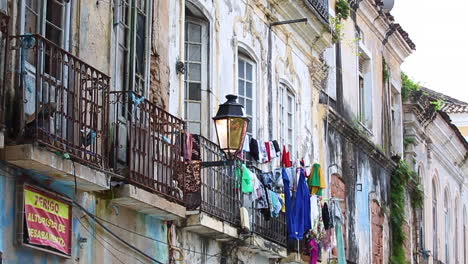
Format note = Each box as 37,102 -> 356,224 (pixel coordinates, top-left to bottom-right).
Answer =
430,99 -> 444,111
389,159 -> 424,264
331,0 -> 350,43
401,73 -> 420,101
403,137 -> 416,150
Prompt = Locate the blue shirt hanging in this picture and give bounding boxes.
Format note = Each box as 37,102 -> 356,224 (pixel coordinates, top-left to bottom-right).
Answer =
282,168 -> 311,240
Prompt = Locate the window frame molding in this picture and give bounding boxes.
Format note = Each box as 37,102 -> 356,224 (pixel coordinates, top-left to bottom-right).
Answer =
357,42 -> 374,132
237,52 -> 257,138
19,0 -> 71,51
183,15 -> 209,136
278,80 -> 297,159
113,0 -> 153,97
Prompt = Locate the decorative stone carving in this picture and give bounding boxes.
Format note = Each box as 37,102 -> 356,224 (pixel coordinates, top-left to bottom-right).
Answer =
309,56 -> 329,90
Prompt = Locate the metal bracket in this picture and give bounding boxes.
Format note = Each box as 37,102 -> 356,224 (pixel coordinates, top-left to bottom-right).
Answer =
201,160 -> 235,168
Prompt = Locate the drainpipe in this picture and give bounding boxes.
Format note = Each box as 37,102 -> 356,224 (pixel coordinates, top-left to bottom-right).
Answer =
267,18 -> 307,139
335,41 -> 343,114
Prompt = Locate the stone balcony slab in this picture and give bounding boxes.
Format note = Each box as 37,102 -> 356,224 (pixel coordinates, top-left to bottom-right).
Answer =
183,212 -> 239,241
3,144 -> 109,191
112,184 -> 186,221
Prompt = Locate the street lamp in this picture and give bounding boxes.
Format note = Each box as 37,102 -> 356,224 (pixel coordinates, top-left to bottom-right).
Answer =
213,94 -> 249,160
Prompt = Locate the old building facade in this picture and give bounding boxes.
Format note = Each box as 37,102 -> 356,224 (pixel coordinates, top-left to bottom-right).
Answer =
404,89 -> 468,264
0,0 -> 453,264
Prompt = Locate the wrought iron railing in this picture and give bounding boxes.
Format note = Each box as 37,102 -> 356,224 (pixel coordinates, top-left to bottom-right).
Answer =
8,34 -> 109,168
186,135 -> 241,227
248,166 -> 287,247
109,91 -> 185,203
251,209 -> 287,247
0,11 -> 10,128
306,0 -> 329,23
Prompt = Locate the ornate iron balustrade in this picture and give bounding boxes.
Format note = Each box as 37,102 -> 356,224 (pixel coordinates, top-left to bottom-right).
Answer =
8,34 -> 109,168
306,0 -> 329,23
109,91 -> 185,203
185,135 -> 242,227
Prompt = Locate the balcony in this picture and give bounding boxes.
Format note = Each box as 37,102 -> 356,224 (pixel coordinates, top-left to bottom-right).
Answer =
183,136 -> 287,250
184,135 -> 241,239
3,34 -> 110,191
109,91 -> 186,220
306,0 -> 329,22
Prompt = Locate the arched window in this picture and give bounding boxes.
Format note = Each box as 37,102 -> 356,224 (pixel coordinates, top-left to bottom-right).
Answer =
432,180 -> 438,259
444,189 -> 450,263
184,2 -> 209,135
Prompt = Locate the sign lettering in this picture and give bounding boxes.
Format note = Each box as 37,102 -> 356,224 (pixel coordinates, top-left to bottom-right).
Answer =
24,185 -> 72,255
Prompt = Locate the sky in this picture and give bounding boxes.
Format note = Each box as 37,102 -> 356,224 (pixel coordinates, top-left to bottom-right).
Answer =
392,0 -> 468,103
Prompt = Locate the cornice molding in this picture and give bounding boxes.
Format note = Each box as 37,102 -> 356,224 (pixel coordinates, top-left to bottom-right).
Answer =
328,108 -> 397,171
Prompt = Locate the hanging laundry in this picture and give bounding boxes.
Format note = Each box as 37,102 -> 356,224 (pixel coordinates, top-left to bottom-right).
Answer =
308,163 -> 326,196
268,142 -> 276,160
321,228 -> 336,252
191,135 -> 201,160
260,182 -> 272,221
265,142 -> 272,161
282,168 -> 311,240
272,140 -> 281,157
237,164 -> 253,193
281,146 -> 292,167
272,168 -> 284,190
268,190 -> 282,218
261,172 -> 274,189
331,201 -> 346,264
183,132 -> 193,161
254,174 -> 269,209
310,195 -> 320,230
280,193 -> 286,212
249,138 -> 260,161
259,141 -> 269,163
309,239 -> 319,264
322,202 -> 332,230
243,135 -> 250,152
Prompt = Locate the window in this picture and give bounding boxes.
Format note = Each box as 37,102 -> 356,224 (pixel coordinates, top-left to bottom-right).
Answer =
238,55 -> 255,136
357,52 -> 372,129
184,5 -> 208,135
279,84 -> 295,157
24,0 -> 69,47
433,181 -> 438,259
115,0 -> 151,96
23,0 -> 70,76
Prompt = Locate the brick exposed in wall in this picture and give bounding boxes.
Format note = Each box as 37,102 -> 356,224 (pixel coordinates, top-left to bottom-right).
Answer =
150,53 -> 169,110
371,201 -> 384,264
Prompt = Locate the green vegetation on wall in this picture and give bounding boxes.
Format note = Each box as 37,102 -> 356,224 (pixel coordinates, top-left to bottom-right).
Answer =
401,73 -> 420,101
331,0 -> 350,43
389,160 -> 424,264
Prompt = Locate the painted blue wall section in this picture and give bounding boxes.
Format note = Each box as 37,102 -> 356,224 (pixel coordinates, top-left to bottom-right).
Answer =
139,213 -> 169,264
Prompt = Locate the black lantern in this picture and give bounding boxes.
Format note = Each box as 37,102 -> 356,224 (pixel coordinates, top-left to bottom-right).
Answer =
213,94 -> 249,160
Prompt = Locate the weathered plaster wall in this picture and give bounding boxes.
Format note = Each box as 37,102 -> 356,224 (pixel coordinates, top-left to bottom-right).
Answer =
327,124 -> 391,264
0,165 -> 169,264
167,0 -> 330,167
76,0 -> 112,74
